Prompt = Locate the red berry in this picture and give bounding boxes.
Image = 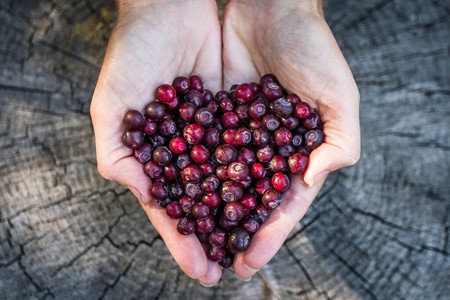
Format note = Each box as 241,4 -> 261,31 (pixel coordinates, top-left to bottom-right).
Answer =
156,84 -> 176,103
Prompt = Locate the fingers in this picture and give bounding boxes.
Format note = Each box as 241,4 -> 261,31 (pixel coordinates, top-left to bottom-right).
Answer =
232,176 -> 325,278
222,4 -> 260,89
109,157 -> 211,280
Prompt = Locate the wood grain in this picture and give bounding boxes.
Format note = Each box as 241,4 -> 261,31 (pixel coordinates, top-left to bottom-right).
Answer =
0,0 -> 448,299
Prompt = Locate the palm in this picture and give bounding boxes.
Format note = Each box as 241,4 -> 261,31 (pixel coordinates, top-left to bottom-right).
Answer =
91,0 -> 223,284
223,1 -> 360,278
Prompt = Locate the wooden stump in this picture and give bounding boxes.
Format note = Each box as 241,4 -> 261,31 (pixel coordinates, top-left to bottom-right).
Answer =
0,0 -> 448,299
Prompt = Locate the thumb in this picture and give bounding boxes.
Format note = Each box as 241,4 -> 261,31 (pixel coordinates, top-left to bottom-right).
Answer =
303,103 -> 361,187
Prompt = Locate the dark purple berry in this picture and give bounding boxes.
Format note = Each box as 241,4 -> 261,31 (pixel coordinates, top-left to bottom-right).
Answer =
122,130 -> 144,149
224,202 -> 245,221
178,102 -> 196,122
144,160 -> 163,178
268,155 -> 287,172
123,110 -> 145,130
304,129 -> 324,150
294,102 -> 311,119
235,104 -> 250,121
169,137 -> 187,154
163,163 -> 178,180
202,192 -> 221,209
147,134 -> 166,148
177,216 -> 196,235
248,99 -> 267,119
271,173 -> 290,192
255,177 -> 272,195
200,162 -> 215,177
142,118 -> 157,135
172,76 -> 191,94
156,84 -> 176,103
150,182 -> 168,200
203,128 -> 220,147
254,204 -> 271,223
286,94 -> 300,104
271,98 -> 293,118
278,144 -> 295,158
281,116 -> 300,130
241,194 -> 257,210
166,202 -> 183,219
197,215 -> 215,233
158,118 -> 177,136
184,183 -> 202,199
183,123 -> 205,145
201,175 -> 220,194
257,145 -> 275,163
195,108 -> 214,127
220,181 -> 244,202
216,165 -> 229,181
145,102 -> 166,120
228,161 -> 249,181
252,129 -> 270,147
215,145 -> 237,165
153,146 -> 172,166
221,112 -> 239,128
190,144 -> 210,164
262,115 -> 280,131
227,228 -> 251,253
237,148 -> 256,166
209,228 -> 227,247
250,163 -> 266,179
262,189 -> 282,209
274,127 -> 293,147
292,134 -> 303,147
175,153 -> 193,170
202,89 -> 214,104
169,184 -> 184,200
302,112 -> 320,129
219,98 -> 235,112
189,75 -> 204,92
288,153 -> 309,174
208,246 -> 226,262
192,202 -> 210,219
219,253 -> 234,268
185,90 -> 203,108
259,74 -> 279,85
179,196 -> 195,213
181,165 -> 202,183
221,129 -> 237,146
234,128 -> 252,146
157,197 -> 171,208
134,143 -> 153,164
262,82 -> 283,100
215,90 -> 231,102
235,83 -> 255,103
219,214 -> 239,230
242,216 -> 260,234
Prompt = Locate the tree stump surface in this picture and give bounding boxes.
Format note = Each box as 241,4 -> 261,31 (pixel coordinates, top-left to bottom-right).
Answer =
0,0 -> 448,299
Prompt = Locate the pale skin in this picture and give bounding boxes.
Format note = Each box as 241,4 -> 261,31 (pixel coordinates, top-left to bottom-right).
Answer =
91,0 -> 360,285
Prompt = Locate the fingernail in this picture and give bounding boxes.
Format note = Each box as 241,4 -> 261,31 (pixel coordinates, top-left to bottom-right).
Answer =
233,273 -> 252,282
244,263 -> 260,273
309,171 -> 329,187
199,281 -> 217,288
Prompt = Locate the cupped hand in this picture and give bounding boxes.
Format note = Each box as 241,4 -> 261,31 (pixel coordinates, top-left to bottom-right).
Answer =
90,0 -> 222,285
223,0 -> 361,278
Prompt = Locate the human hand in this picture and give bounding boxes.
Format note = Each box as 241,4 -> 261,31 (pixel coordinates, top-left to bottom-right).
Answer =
90,0 -> 222,285
223,0 -> 361,278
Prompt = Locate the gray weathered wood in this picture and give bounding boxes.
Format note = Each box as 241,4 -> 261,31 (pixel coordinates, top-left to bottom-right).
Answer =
0,0 -> 448,299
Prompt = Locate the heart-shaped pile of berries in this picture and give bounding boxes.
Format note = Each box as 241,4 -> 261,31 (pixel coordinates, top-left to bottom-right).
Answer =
121,74 -> 324,267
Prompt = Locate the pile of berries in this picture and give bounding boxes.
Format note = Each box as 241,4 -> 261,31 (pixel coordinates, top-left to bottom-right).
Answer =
121,74 -> 324,267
